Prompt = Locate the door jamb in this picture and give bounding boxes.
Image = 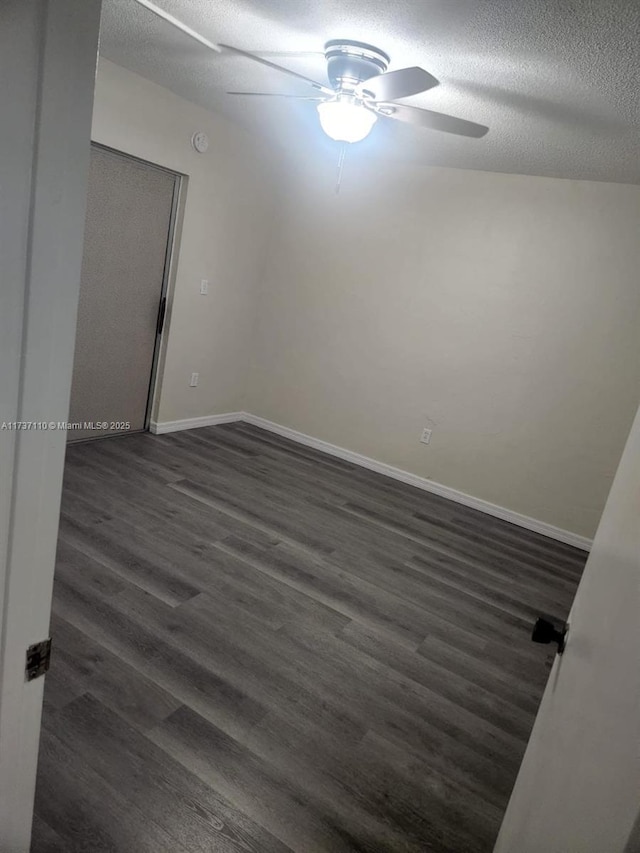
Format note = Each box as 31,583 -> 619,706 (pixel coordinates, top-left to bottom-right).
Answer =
145,165 -> 185,430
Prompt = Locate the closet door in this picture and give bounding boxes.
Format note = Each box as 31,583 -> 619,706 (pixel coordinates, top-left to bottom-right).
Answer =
68,145 -> 177,441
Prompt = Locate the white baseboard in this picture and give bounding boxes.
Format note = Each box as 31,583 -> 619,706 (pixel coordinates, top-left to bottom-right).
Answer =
242,414 -> 592,552
151,410 -> 592,552
149,412 -> 243,434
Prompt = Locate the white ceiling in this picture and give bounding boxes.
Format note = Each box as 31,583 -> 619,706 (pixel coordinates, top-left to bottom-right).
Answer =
99,0 -> 640,183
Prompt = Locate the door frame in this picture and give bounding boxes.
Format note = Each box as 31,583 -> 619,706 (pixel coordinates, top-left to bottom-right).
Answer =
76,142 -> 187,438
0,1 -> 102,849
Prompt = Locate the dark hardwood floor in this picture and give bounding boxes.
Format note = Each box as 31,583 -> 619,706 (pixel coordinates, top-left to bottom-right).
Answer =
32,423 -> 586,852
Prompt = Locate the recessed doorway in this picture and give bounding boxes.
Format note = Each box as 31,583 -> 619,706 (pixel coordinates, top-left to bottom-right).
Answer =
68,144 -> 181,442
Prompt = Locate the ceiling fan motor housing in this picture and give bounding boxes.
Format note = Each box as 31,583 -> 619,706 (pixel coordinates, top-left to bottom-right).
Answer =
324,40 -> 390,93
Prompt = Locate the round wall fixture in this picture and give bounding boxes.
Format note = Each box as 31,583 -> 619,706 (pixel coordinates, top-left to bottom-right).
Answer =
191,131 -> 209,153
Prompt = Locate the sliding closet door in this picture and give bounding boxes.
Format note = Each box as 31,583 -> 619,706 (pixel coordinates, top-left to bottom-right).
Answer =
68,145 -> 177,441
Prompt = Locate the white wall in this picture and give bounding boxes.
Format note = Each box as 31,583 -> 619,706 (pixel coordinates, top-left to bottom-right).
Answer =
494,396 -> 640,853
247,157 -> 640,538
92,59 -> 279,423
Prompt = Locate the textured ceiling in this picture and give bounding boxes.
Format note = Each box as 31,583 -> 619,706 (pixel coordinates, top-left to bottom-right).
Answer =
99,0 -> 640,183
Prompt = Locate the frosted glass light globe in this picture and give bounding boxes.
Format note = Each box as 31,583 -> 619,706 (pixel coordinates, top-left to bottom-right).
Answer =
317,99 -> 377,143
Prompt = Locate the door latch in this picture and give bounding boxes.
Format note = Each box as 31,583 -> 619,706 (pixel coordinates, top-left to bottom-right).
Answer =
531,618 -> 568,654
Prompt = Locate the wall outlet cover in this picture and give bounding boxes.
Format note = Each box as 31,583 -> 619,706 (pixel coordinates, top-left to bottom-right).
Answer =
420,428 -> 432,445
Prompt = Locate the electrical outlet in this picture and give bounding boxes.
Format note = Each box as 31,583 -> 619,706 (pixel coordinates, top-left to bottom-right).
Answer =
190,372 -> 199,387
200,279 -> 209,295
420,428 -> 432,445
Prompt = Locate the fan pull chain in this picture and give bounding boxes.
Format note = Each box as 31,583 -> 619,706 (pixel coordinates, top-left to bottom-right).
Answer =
335,144 -> 347,195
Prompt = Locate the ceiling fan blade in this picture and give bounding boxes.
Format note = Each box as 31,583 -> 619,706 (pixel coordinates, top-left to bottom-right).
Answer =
219,44 -> 334,95
227,92 -> 327,100
132,0 -> 220,52
356,67 -> 438,101
374,102 -> 489,138
253,51 -> 326,58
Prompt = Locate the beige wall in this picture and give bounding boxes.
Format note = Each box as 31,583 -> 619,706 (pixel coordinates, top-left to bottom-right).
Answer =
91,61 -> 640,539
247,157 -> 640,538
92,59 -> 278,423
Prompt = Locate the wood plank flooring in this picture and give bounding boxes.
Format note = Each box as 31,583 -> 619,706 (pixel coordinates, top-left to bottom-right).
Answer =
32,423 -> 586,852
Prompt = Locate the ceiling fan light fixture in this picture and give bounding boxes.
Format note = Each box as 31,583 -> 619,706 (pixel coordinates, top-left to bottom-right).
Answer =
316,99 -> 377,143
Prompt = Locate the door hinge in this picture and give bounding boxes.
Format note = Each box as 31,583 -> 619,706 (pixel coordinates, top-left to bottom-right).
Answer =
26,638 -> 52,682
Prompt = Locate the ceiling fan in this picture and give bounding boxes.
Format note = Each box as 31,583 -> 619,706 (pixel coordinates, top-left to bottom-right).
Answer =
132,0 -> 489,145
224,40 -> 489,144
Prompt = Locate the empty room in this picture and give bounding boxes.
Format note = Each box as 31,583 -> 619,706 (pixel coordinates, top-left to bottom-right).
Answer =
1,1 -> 640,852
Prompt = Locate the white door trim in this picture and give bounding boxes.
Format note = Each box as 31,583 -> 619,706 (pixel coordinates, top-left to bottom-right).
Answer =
0,2 -> 102,849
